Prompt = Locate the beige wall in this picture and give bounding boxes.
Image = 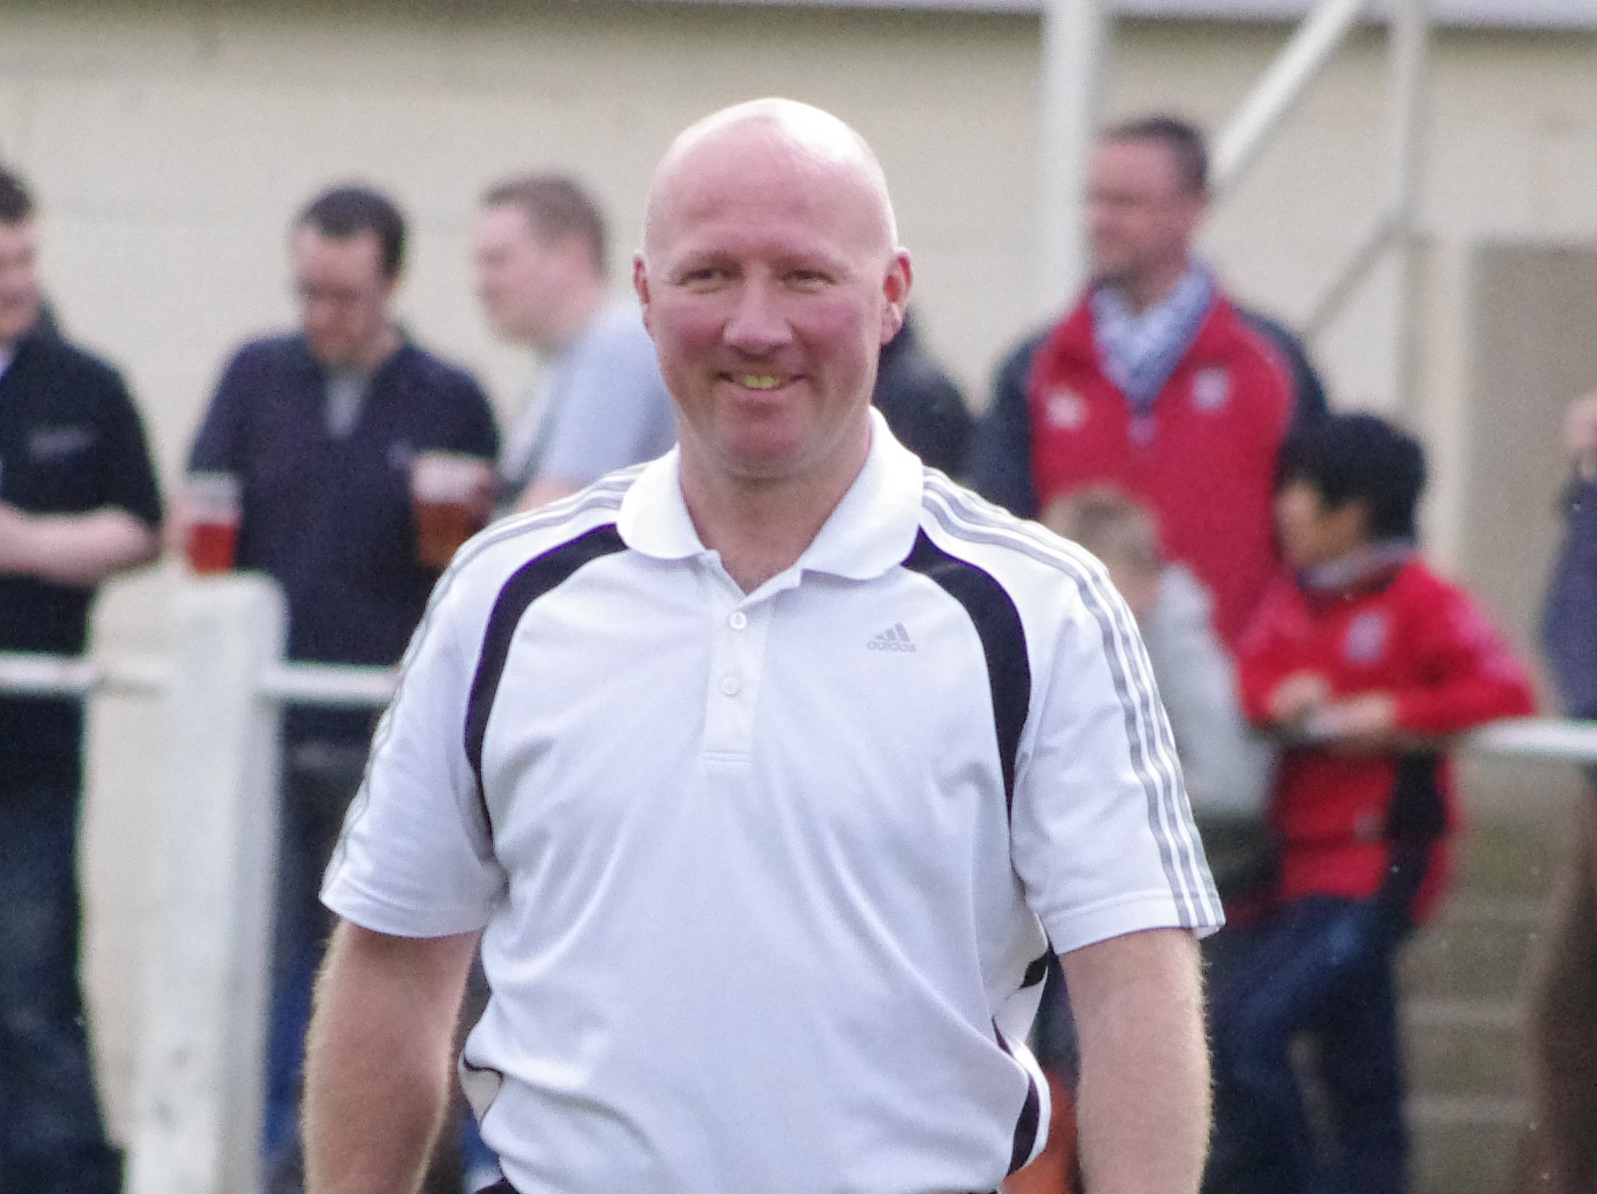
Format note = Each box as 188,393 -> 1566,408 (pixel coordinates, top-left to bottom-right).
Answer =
3,0 -> 1597,1138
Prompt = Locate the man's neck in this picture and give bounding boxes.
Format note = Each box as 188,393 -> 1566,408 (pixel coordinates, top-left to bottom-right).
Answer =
327,323 -> 402,375
678,426 -> 872,594
1114,258 -> 1192,316
535,277 -> 608,355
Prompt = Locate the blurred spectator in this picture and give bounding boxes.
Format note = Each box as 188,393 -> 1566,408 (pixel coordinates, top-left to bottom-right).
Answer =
181,185 -> 498,1194
0,163 -> 162,1194
473,174 -> 675,513
1513,392 -> 1597,1194
968,114 -> 1326,648
871,310 -> 972,474
1209,413 -> 1534,1194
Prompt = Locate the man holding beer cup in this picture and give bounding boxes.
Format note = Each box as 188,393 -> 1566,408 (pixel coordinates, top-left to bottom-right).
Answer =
0,162 -> 162,1194
180,184 -> 497,1194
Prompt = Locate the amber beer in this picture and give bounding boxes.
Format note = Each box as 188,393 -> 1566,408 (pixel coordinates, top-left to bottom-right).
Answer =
184,472 -> 241,574
411,452 -> 492,569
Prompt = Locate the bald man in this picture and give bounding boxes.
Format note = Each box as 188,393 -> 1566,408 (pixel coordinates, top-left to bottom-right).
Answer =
303,99 -> 1218,1194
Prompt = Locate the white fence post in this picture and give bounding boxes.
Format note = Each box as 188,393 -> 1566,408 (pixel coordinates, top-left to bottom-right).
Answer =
128,575 -> 286,1194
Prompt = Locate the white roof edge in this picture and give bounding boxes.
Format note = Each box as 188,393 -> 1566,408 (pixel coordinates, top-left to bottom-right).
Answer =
616,0 -> 1597,30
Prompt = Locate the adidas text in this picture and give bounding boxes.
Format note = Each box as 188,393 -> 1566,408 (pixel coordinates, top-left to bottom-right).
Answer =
868,624 -> 917,652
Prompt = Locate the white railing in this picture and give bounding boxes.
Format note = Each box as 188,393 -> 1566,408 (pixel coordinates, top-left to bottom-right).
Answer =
0,576 -> 398,1194
1,572 -> 1588,1194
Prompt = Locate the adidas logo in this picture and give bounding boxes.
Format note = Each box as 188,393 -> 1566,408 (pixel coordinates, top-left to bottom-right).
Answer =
867,623 -> 917,653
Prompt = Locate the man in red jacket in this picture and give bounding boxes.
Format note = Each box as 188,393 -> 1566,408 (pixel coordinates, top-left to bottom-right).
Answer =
1209,413 -> 1534,1194
968,114 -> 1324,649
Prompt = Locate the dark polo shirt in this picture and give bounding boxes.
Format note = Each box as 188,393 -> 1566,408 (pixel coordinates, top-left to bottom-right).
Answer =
188,332 -> 497,745
0,318 -> 163,793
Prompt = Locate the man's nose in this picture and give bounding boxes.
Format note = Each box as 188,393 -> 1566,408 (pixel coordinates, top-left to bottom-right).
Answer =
723,279 -> 791,353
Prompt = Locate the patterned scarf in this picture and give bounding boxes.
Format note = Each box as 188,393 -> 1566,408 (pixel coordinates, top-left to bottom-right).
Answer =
1091,261 -> 1216,413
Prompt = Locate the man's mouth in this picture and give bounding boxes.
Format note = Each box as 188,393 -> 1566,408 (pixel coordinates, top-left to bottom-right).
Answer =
735,374 -> 784,391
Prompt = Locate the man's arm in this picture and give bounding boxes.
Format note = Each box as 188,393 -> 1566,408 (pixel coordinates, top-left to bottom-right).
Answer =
1060,927 -> 1210,1194
515,475 -> 583,512
0,504 -> 158,586
303,921 -> 479,1194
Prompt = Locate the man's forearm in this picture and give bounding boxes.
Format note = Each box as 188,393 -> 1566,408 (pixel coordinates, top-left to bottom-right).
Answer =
303,922 -> 477,1194
1062,928 -> 1211,1194
0,505 -> 159,586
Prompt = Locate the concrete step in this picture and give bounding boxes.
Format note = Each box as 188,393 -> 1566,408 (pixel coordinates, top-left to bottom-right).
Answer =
1399,811 -> 1559,1194
1399,897 -> 1544,1004
1411,1097 -> 1529,1194
1403,998 -> 1527,1098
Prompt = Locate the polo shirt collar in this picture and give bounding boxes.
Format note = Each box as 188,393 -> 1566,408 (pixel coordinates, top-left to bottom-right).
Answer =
617,408 -> 924,581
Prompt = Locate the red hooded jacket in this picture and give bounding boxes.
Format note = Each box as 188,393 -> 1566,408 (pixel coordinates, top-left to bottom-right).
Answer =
1237,558 -> 1535,920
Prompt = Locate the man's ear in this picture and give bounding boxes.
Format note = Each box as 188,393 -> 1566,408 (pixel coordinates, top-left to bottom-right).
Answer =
633,254 -> 653,333
879,249 -> 913,344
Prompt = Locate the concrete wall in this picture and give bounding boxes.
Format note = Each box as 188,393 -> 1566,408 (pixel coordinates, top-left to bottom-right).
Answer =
2,0 -> 1596,1141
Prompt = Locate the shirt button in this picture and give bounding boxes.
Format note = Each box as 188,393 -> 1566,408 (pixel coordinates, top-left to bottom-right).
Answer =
719,675 -> 741,697
728,611 -> 748,631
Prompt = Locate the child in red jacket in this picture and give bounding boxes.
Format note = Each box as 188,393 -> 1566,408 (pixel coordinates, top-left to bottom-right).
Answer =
1205,413 -> 1534,1194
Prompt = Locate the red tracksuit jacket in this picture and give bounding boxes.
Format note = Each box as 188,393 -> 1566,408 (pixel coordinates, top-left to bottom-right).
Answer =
1026,294 -> 1293,649
1237,557 -> 1535,921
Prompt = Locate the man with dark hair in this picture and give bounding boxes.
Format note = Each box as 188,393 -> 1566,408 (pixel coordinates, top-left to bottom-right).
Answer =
300,186 -> 407,281
180,182 -> 498,1194
473,173 -> 675,512
0,162 -> 163,1194
968,112 -> 1326,650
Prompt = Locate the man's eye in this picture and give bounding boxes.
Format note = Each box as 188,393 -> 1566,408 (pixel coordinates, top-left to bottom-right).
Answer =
681,267 -> 727,287
788,270 -> 830,289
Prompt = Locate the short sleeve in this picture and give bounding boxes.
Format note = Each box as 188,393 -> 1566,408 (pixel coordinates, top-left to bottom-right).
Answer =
441,370 -> 501,461
321,574 -> 507,937
93,366 -> 163,528
1009,562 -> 1222,954
188,349 -> 254,475
536,311 -> 675,486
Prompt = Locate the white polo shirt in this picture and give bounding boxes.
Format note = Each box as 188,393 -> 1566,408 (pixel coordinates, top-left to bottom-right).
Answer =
324,412 -> 1220,1194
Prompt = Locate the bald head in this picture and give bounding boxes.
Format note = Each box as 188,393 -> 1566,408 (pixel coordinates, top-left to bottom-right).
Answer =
643,98 -> 899,264
631,97 -> 912,502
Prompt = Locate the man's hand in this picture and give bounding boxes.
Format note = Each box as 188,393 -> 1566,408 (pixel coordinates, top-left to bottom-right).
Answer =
1305,691 -> 1398,751
1061,928 -> 1209,1194
1266,671 -> 1331,727
303,922 -> 478,1194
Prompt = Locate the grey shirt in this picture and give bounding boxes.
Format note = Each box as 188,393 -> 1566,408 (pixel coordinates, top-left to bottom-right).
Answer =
498,302 -> 676,510
1142,563 -> 1276,819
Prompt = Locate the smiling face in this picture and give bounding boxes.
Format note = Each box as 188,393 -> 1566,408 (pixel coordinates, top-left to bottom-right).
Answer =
635,103 -> 911,494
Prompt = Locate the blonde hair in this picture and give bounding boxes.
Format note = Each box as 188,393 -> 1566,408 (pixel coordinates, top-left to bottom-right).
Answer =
1042,486 -> 1162,577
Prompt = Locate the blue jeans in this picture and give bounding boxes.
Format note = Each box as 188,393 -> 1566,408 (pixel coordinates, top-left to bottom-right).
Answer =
1206,894 -> 1413,1194
0,784 -> 122,1194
